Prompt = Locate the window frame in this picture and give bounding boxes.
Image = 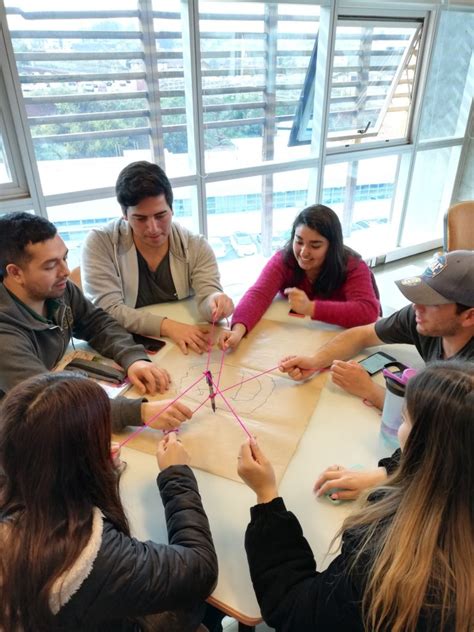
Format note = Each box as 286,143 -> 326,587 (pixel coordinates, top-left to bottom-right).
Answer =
0,1 -> 471,267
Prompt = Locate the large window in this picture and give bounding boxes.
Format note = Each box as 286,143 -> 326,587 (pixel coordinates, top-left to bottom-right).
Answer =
1,1 -> 473,288
0,132 -> 12,185
292,18 -> 423,150
199,2 -> 321,170
0,60 -> 28,200
6,3 -> 153,195
322,154 -> 399,255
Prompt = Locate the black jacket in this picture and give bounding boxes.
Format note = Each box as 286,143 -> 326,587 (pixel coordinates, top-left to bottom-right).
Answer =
0,281 -> 148,430
245,496 -> 448,631
378,449 -> 401,475
52,465 -> 218,630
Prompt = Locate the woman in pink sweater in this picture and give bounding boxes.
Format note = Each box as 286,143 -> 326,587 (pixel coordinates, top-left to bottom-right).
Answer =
221,204 -> 380,349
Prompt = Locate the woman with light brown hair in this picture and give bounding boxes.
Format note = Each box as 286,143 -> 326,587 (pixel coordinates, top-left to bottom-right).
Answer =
238,361 -> 474,632
0,372 -> 217,631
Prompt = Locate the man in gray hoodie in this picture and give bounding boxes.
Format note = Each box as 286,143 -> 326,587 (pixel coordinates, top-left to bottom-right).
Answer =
0,212 -> 192,432
82,161 -> 234,355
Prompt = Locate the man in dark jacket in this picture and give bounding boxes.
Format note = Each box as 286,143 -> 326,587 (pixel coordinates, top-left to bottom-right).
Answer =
0,212 -> 178,431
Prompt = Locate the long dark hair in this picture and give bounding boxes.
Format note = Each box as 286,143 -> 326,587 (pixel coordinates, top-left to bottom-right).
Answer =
344,361 -> 474,631
0,372 -> 130,630
283,204 -> 359,297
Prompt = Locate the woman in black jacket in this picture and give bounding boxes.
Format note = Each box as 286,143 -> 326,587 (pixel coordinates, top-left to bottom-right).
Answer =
0,372 -> 217,631
238,361 -> 474,632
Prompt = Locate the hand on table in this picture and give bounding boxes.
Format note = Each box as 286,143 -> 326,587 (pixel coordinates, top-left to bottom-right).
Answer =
330,360 -> 385,409
209,292 -> 234,321
279,355 -> 319,381
218,323 -> 246,351
110,441 -> 125,472
237,438 -> 278,504
314,465 -> 388,501
127,360 -> 170,395
157,432 -> 191,470
161,318 -> 211,355
141,399 -> 192,431
283,287 -> 314,317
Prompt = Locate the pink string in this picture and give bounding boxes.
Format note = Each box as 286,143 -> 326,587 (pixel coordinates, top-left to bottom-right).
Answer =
218,364 -> 280,395
205,317 -> 217,371
118,348 -> 313,448
216,345 -> 226,389
191,394 -> 211,415
117,372 -> 206,448
211,378 -> 253,439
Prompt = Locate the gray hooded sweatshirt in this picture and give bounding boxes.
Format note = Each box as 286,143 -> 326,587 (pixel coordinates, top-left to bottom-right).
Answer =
0,281 -> 148,430
82,219 -> 224,336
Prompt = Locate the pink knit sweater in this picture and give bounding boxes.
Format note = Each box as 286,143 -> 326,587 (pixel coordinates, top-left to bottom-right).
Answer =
231,251 -> 380,332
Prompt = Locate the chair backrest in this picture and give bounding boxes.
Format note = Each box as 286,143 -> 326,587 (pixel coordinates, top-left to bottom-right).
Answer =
369,268 -> 383,317
444,201 -> 474,251
69,266 -> 82,290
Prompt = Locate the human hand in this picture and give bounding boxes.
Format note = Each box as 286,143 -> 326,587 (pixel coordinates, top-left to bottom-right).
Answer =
330,360 -> 375,399
141,399 -> 192,431
218,323 -> 246,350
209,292 -> 234,321
156,432 -> 191,470
161,319 -> 211,355
127,361 -> 170,395
110,441 -> 125,471
314,465 -> 387,501
279,355 -> 319,380
283,287 -> 314,317
237,438 -> 278,504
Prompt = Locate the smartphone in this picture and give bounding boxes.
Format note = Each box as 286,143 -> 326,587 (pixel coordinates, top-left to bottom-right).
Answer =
288,309 -> 305,318
358,351 -> 396,376
132,333 -> 166,354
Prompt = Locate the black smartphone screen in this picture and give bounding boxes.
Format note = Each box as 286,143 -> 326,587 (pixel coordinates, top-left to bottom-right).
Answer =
132,333 -> 166,353
358,351 -> 396,375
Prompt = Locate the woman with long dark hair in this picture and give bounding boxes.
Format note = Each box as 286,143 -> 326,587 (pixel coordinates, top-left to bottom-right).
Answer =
238,361 -> 474,631
220,204 -> 380,350
0,372 -> 217,631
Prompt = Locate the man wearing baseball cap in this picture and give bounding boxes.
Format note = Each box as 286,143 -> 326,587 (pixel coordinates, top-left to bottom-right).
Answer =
280,250 -> 474,409
394,250 -> 472,307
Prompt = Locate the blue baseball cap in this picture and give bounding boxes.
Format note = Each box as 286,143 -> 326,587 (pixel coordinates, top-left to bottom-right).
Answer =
395,250 -> 474,307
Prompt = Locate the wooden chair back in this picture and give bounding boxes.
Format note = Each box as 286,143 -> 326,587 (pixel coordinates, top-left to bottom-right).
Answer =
69,266 -> 82,290
444,200 -> 474,251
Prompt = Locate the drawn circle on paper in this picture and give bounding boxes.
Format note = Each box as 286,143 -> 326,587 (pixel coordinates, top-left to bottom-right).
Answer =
177,362 -> 275,415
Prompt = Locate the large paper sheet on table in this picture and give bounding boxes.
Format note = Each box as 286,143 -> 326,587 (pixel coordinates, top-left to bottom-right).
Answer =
113,318 -> 337,484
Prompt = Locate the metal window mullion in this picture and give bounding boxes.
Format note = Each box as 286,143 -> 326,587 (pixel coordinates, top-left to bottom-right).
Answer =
0,7 -> 45,215
181,0 -> 207,236
325,141 -> 413,164
0,99 -> 18,184
139,0 -> 165,165
450,99 -> 474,206
312,1 -> 338,204
261,4 -> 278,255
395,7 -> 439,248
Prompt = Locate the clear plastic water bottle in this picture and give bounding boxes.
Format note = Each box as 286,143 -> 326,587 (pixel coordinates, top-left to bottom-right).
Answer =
380,366 -> 417,451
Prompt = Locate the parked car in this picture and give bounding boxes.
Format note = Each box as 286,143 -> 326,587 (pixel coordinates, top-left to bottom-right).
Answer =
271,229 -> 292,252
351,217 -> 388,231
209,236 -> 227,259
230,231 -> 257,257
